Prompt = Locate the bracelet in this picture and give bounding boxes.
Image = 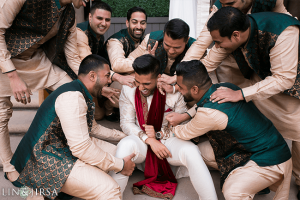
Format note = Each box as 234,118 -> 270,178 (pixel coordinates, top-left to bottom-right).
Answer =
172,85 -> 176,94
111,72 -> 115,82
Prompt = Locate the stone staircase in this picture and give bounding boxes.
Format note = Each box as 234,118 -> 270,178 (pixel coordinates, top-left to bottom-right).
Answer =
0,92 -> 298,199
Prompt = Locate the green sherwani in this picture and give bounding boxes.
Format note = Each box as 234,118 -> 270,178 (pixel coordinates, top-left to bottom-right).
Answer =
10,80 -> 95,199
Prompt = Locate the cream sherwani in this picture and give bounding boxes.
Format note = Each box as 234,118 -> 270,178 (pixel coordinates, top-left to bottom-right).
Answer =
198,26 -> 300,187
106,34 -> 176,74
173,107 -> 292,200
0,0 -> 81,173
106,36 -> 142,74
109,85 -> 218,200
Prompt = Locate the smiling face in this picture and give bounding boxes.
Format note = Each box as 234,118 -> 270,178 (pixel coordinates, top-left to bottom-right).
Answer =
126,12 -> 147,40
163,33 -> 188,59
89,8 -> 111,37
210,29 -> 241,53
176,76 -> 195,103
134,73 -> 157,97
91,64 -> 111,98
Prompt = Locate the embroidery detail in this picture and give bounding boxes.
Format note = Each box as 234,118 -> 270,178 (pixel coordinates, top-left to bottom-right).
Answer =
133,185 -> 174,200
18,116 -> 77,200
206,130 -> 252,188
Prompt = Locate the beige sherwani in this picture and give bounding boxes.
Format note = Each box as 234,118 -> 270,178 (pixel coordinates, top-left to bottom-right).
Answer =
173,107 -> 292,200
106,36 -> 144,74
76,27 -> 118,120
0,0 -> 80,173
198,25 -> 300,189
55,91 -> 125,199
106,34 -> 176,74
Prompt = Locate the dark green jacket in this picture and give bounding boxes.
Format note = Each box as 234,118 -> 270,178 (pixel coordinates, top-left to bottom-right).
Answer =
5,0 -> 77,79
147,30 -> 196,75
10,80 -> 95,199
232,12 -> 300,99
77,21 -> 109,62
197,83 -> 291,187
106,28 -> 144,59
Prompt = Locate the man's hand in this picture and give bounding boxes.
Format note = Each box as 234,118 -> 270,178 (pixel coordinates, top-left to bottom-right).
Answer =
210,87 -> 244,104
143,124 -> 156,138
112,73 -> 135,88
147,41 -> 159,56
145,138 -> 172,160
101,86 -> 120,104
158,74 -> 177,85
7,71 -> 32,104
165,112 -> 190,127
120,153 -> 136,176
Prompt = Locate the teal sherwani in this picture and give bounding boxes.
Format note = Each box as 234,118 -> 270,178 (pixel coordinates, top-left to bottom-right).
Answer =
197,83 -> 291,187
147,30 -> 196,75
9,80 -> 95,199
232,12 -> 300,99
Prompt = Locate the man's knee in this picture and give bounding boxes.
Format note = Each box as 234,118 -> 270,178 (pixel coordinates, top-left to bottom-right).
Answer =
116,136 -> 139,156
0,97 -> 13,129
223,180 -> 254,200
95,178 -> 121,200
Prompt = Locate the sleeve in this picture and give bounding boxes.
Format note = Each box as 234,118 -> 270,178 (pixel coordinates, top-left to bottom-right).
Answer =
64,21 -> 82,75
186,104 -> 197,118
173,93 -> 188,114
272,0 -> 291,15
107,34 -> 149,73
242,26 -> 299,101
0,0 -> 26,73
90,118 -> 127,142
119,86 -> 148,142
171,107 -> 228,140
55,91 -> 123,173
182,5 -> 217,61
76,27 -> 92,60
201,45 -> 230,73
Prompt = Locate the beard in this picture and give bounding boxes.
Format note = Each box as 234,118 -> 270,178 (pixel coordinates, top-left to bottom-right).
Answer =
183,92 -> 194,103
128,26 -> 145,39
92,77 -> 104,99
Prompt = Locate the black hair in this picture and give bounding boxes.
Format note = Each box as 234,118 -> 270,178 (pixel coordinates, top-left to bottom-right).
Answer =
127,6 -> 147,21
132,54 -> 160,78
90,1 -> 112,15
207,7 -> 250,39
164,18 -> 189,42
176,60 -> 211,89
78,54 -> 109,76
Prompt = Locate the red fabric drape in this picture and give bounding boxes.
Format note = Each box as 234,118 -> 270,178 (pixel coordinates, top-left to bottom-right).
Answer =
133,88 -> 177,200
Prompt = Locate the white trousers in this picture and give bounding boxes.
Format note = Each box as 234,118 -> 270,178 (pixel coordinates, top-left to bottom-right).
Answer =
110,135 -> 218,200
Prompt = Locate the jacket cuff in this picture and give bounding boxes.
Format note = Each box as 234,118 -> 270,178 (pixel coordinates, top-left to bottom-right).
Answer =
186,104 -> 197,118
112,157 -> 124,173
241,88 -> 252,102
1,60 -> 16,74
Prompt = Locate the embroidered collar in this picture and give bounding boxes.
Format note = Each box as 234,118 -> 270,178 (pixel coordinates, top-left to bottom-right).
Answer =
196,84 -> 216,107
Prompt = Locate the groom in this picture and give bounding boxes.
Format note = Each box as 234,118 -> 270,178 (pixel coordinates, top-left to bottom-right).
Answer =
110,54 -> 218,200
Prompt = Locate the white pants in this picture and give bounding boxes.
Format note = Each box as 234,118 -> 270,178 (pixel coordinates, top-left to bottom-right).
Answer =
110,135 -> 218,200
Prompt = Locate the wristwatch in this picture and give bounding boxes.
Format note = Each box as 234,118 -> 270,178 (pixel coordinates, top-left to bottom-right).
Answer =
156,131 -> 162,140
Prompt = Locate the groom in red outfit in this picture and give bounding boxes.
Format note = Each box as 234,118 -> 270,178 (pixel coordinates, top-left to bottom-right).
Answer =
110,54 -> 218,200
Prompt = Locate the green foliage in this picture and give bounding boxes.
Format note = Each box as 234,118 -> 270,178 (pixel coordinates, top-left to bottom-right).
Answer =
101,0 -> 169,17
